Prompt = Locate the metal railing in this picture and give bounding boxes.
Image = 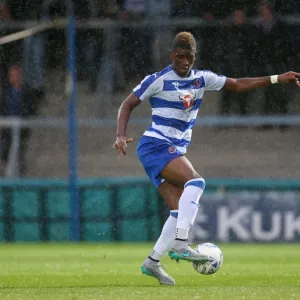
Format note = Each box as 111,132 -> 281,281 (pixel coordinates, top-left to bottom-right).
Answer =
1,115 -> 300,178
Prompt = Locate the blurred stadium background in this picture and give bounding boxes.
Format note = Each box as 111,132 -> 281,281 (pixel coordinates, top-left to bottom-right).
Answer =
0,0 -> 300,299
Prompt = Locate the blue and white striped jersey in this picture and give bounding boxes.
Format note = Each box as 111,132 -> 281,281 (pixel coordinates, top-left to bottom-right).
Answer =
133,65 -> 226,153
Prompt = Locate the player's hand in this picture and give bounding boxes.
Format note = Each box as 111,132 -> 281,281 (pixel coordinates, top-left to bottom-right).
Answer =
113,136 -> 133,156
278,71 -> 300,87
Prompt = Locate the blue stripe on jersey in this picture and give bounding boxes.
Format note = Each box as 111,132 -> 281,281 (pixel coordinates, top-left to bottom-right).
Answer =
148,127 -> 190,148
152,115 -> 196,132
134,74 -> 157,99
134,65 -> 172,99
163,77 -> 205,91
149,97 -> 202,111
193,98 -> 202,110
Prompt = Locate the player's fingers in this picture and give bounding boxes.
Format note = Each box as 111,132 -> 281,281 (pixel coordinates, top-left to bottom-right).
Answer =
126,138 -> 134,143
114,141 -> 123,149
120,146 -> 127,155
117,141 -> 128,156
295,80 -> 300,88
120,140 -> 127,148
291,71 -> 300,77
118,147 -> 125,156
292,75 -> 300,83
291,71 -> 299,75
113,142 -> 124,153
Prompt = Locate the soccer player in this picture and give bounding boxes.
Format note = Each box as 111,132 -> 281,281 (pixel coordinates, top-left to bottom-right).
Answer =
113,32 -> 300,285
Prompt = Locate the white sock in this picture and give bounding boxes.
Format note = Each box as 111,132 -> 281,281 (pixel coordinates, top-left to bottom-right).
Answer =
148,210 -> 178,262
175,178 -> 205,240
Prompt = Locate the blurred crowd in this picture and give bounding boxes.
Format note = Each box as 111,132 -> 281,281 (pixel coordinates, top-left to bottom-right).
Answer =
0,0 -> 299,174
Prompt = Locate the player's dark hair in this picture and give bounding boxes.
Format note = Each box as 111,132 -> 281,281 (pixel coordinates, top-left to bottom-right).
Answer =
172,32 -> 197,51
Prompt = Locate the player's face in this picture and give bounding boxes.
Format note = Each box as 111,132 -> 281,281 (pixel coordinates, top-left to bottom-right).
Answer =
171,48 -> 196,77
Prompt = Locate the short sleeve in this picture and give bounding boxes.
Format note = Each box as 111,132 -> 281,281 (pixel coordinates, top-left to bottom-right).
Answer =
203,71 -> 226,91
133,74 -> 160,101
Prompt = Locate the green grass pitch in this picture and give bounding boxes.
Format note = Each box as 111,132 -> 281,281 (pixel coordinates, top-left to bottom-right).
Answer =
0,243 -> 299,300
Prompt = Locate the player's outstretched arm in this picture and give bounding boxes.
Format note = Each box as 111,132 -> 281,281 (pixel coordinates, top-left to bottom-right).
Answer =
113,93 -> 142,156
224,71 -> 300,92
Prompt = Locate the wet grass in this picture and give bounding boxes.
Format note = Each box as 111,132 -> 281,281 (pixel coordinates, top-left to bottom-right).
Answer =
0,243 -> 299,299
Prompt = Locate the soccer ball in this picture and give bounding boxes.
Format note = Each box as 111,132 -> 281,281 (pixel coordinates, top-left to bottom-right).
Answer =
192,243 -> 223,275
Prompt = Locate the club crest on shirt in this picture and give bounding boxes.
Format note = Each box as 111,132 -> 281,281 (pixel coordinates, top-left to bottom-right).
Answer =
193,78 -> 201,88
179,90 -> 197,111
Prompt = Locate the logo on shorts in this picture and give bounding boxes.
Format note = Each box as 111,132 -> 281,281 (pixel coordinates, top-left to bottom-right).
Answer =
168,146 -> 176,154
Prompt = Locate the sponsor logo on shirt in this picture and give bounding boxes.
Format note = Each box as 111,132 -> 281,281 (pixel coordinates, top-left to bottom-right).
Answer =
179,90 -> 197,111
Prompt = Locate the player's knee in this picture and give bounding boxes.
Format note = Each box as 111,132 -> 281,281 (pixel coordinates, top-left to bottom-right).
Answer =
184,177 -> 206,190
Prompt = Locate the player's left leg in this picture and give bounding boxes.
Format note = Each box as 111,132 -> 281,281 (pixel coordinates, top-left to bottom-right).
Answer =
160,156 -> 208,263
141,181 -> 182,285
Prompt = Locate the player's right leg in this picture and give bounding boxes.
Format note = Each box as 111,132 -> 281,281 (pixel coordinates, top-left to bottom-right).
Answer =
141,181 -> 181,285
137,136 -> 208,279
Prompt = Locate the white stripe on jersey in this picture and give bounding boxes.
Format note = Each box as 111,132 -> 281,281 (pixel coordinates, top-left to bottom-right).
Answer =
152,107 -> 198,123
151,122 -> 192,140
